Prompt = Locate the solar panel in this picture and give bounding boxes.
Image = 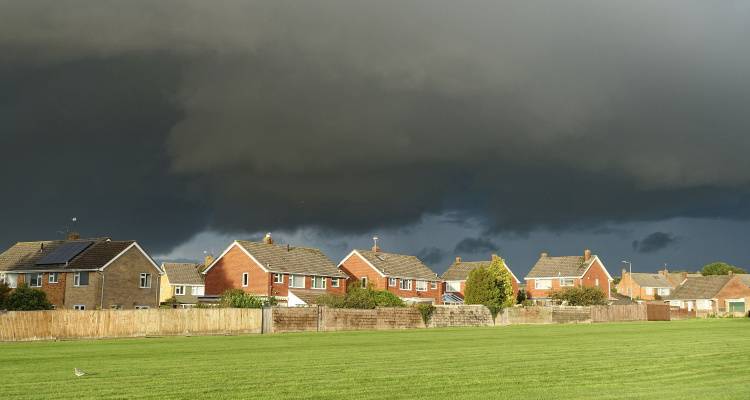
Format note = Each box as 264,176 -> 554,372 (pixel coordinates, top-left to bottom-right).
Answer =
36,241 -> 94,265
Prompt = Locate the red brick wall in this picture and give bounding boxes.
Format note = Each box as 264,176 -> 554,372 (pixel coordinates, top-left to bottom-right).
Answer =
526,258 -> 610,299
15,272 -> 66,308
204,245 -> 270,296
716,276 -> 750,312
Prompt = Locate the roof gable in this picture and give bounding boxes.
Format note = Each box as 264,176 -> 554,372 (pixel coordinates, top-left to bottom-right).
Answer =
355,250 -> 438,280
526,255 -> 594,279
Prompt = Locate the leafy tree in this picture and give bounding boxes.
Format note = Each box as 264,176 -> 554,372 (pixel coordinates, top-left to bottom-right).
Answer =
515,288 -> 527,305
0,281 -> 11,309
550,286 -> 607,306
220,289 -> 267,308
701,262 -> 747,276
5,284 -> 53,311
465,255 -> 514,309
488,255 -> 515,308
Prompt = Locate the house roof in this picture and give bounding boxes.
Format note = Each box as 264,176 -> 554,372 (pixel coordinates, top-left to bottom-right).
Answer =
441,259 -> 520,283
355,250 -> 439,280
289,289 -> 332,305
629,273 -> 672,288
526,255 -> 597,278
666,275 -> 733,300
236,241 -> 346,278
0,238 -> 126,272
737,274 -> 750,288
163,263 -> 204,285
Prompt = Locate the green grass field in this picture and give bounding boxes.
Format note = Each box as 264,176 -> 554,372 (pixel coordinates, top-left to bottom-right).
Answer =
1,319 -> 749,399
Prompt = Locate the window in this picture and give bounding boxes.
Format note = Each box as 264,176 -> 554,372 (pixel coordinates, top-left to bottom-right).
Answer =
400,279 -> 412,290
697,299 -> 713,310
388,277 -> 397,287
644,287 -> 654,295
241,272 -> 249,287
135,306 -> 150,310
657,288 -> 670,296
311,276 -> 326,289
595,278 -> 600,287
273,273 -> 284,284
74,272 -> 89,287
5,273 -> 18,288
289,274 -> 305,288
174,286 -> 185,295
48,272 -> 59,284
416,280 -> 427,291
139,273 -> 152,288
27,273 -> 42,288
560,278 -> 575,287
73,305 -> 86,311
360,277 -> 368,288
534,279 -> 552,290
430,281 -> 438,290
191,286 -> 205,296
446,281 -> 461,292
331,278 -> 340,288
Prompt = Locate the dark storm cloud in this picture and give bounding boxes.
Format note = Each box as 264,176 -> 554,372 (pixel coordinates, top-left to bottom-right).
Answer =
416,247 -> 447,267
2,1 -> 750,252
632,232 -> 678,254
454,238 -> 499,255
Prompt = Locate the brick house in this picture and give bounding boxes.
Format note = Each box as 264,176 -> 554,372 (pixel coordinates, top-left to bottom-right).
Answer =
159,262 -> 206,307
202,234 -> 347,305
338,244 -> 443,304
524,249 -> 613,301
0,237 -> 162,310
441,255 -> 520,304
664,274 -> 750,316
616,269 -> 678,300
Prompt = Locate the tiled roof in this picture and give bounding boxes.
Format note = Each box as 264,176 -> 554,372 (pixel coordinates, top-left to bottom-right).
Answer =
355,250 -> 439,280
666,275 -> 733,300
441,259 -> 520,283
737,274 -> 750,288
237,241 -> 345,278
526,255 -> 595,278
629,273 -> 672,288
289,289 -> 331,305
163,263 -> 204,285
0,238 -> 120,272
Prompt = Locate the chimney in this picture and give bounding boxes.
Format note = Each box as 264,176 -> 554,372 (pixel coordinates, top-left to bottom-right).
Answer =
681,272 -> 688,282
622,267 -> 627,277
584,249 -> 592,262
729,270 -> 734,276
287,244 -> 291,252
204,254 -> 214,267
540,252 -> 548,258
455,256 -> 462,264
263,233 -> 273,245
372,236 -> 380,253
67,231 -> 80,240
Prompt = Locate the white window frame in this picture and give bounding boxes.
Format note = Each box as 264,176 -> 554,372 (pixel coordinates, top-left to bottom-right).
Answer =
4,273 -> 18,288
289,274 -> 305,288
430,281 -> 438,290
241,272 -> 249,287
534,279 -> 552,290
657,288 -> 670,296
446,281 -> 461,293
139,273 -> 152,289
399,279 -> 412,290
191,286 -> 205,296
388,277 -> 397,287
28,273 -> 42,288
644,287 -> 654,295
73,305 -> 86,311
595,278 -> 599,287
416,280 -> 427,292
311,276 -> 327,290
48,272 -> 59,284
273,273 -> 284,284
73,272 -> 84,287
331,278 -> 340,288
174,285 -> 185,295
360,276 -> 368,288
560,278 -> 575,287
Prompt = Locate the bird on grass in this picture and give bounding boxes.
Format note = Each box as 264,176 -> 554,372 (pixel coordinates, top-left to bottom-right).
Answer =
74,368 -> 88,377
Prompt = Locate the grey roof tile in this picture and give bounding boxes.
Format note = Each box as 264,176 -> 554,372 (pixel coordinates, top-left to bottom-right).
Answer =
237,241 -> 345,278
356,250 -> 439,280
526,255 -> 595,278
666,275 -> 733,300
163,263 -> 204,285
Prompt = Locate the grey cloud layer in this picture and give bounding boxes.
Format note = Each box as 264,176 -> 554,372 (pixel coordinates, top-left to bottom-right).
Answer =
2,1 -> 750,251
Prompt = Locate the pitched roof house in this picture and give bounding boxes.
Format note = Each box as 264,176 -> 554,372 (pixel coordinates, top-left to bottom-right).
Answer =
159,262 -> 206,307
665,274 -> 750,315
441,255 -> 521,304
0,236 -> 162,310
616,270 -> 675,300
338,242 -> 442,304
524,249 -> 612,301
202,234 -> 347,304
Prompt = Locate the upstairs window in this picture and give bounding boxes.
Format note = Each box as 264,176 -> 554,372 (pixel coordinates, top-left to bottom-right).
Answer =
48,272 -> 59,284
534,279 -> 552,290
657,288 -> 670,296
289,275 -> 305,288
560,278 -> 575,287
399,279 -> 412,290
273,273 -> 284,284
416,280 -> 427,291
645,287 -> 654,295
139,273 -> 152,289
311,276 -> 326,289
27,273 -> 42,288
331,278 -> 340,288
430,281 -> 438,290
174,286 -> 185,295
191,286 -> 205,296
74,272 -> 89,287
241,273 -> 249,287
446,281 -> 461,292
388,277 -> 397,287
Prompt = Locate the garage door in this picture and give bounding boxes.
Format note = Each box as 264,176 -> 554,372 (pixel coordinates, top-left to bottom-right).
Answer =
728,301 -> 745,313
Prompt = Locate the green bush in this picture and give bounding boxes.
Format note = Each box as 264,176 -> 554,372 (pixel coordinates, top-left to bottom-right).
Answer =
550,286 -> 607,306
0,281 -> 11,309
516,288 -> 527,304
342,288 -> 377,309
220,289 -> 267,308
316,293 -> 347,308
416,303 -> 435,326
372,290 -> 405,307
5,284 -> 53,311
318,288 -> 405,309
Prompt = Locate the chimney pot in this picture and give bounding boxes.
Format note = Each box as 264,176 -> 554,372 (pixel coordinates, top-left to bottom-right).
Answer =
67,231 -> 80,241
622,267 -> 627,276
204,254 -> 214,267
540,252 -> 548,258
455,256 -> 461,263
584,249 -> 592,262
263,233 -> 273,245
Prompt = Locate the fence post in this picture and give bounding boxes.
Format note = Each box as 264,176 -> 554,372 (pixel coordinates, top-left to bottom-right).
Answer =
261,306 -> 273,334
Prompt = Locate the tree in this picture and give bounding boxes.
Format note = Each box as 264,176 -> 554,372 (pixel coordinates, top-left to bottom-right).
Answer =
516,288 -> 527,304
5,284 -> 53,311
550,286 -> 607,306
464,254 -> 515,312
0,281 -> 11,309
487,255 -> 515,308
701,262 -> 746,276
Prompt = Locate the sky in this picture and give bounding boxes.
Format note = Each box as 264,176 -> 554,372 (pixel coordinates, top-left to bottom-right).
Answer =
2,1 -> 750,277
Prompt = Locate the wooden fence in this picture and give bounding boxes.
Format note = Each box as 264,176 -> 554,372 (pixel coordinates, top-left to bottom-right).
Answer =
0,308 -> 262,341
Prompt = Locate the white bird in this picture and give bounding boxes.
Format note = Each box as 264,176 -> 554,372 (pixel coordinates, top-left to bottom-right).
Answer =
74,368 -> 87,377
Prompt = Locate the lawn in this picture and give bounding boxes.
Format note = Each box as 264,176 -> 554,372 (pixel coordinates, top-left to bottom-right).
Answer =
1,319 -> 749,399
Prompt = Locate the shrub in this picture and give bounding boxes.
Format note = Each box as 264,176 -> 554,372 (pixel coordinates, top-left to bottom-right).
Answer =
318,288 -> 405,309
220,289 -> 266,308
416,303 -> 435,326
316,293 -> 346,308
0,281 -> 10,310
550,286 -> 607,306
372,290 -> 405,307
516,288 -> 527,305
5,284 -> 53,311
522,299 -> 534,307
342,288 -> 377,309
